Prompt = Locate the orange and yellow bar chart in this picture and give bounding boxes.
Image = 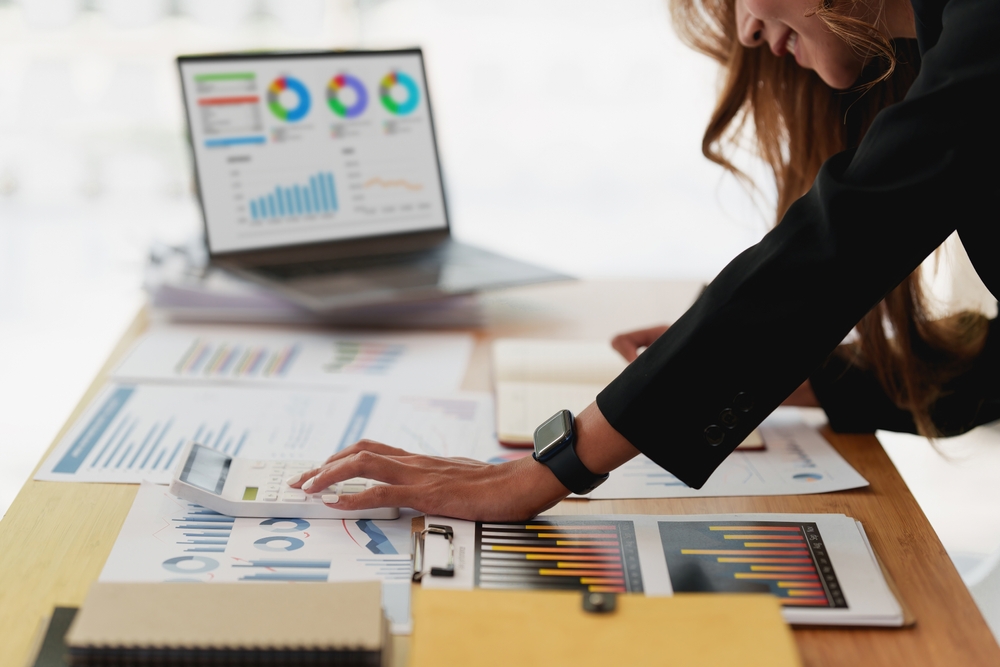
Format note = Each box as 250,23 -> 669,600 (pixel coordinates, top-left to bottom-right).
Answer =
659,521 -> 847,608
475,520 -> 644,593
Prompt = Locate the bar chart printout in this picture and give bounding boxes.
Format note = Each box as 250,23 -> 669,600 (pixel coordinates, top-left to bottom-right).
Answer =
175,338 -> 301,379
249,171 -> 338,222
475,520 -> 644,593
659,521 -> 847,608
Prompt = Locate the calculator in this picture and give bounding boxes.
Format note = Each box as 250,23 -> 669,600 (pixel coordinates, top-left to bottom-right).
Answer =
168,441 -> 400,519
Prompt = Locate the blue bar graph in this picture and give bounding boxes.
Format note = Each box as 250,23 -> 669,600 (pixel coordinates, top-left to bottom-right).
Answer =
250,171 -> 339,221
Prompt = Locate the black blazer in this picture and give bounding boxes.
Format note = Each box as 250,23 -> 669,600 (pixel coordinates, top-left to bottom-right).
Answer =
596,0 -> 1000,489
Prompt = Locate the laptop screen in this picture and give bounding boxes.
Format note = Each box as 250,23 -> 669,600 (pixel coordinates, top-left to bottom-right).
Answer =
178,50 -> 449,255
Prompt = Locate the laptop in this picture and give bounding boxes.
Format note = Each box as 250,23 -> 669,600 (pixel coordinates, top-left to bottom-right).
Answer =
177,49 -> 568,313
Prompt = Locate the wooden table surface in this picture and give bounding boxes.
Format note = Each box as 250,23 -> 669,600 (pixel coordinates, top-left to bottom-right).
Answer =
1,280 -> 997,666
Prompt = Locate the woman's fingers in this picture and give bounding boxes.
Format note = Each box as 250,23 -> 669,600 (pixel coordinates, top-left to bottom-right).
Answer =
287,440 -> 415,489
323,439 -> 414,465
301,449 -> 421,492
323,482 -> 421,512
323,454 -> 569,521
287,439 -> 573,522
611,325 -> 670,362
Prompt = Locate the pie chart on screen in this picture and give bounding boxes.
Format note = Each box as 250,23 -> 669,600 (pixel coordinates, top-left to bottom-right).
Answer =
327,73 -> 368,118
379,70 -> 420,115
268,75 -> 311,122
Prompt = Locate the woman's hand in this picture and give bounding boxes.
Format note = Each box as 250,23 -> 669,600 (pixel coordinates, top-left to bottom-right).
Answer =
611,325 -> 670,362
286,404 -> 639,522
286,440 -> 569,522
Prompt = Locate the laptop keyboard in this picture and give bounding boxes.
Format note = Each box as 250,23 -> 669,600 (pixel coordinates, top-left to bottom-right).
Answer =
254,245 -> 451,281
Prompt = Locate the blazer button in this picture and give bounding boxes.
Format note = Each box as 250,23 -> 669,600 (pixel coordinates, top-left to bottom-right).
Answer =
719,408 -> 738,428
704,425 -> 725,446
733,392 -> 754,412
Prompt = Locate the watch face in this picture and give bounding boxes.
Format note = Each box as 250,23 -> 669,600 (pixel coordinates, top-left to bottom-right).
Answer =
533,410 -> 573,460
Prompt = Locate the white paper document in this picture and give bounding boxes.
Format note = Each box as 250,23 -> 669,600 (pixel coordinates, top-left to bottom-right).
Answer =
35,382 -> 502,484
587,411 -> 868,499
113,325 -> 474,392
101,482 -> 415,633
421,512 -> 902,627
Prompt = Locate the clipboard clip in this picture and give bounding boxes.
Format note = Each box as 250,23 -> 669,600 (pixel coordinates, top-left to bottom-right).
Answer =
412,524 -> 455,581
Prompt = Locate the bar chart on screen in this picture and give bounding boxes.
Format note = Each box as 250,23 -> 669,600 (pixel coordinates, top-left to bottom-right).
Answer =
474,519 -> 645,594
248,170 -> 339,222
659,520 -> 847,608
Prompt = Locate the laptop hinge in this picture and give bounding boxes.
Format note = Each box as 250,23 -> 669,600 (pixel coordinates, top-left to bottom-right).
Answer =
211,229 -> 450,268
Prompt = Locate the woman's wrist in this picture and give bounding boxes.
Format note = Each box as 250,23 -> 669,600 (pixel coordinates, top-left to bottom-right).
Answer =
573,402 -> 640,475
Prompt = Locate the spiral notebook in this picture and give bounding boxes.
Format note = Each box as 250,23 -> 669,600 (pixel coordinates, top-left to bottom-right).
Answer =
63,582 -> 391,666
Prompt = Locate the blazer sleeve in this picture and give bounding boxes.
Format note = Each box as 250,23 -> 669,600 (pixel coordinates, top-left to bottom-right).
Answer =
596,0 -> 1000,488
811,317 -> 1000,435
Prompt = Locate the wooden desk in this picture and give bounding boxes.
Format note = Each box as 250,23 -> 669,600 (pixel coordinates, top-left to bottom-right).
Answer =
1,280 -> 997,666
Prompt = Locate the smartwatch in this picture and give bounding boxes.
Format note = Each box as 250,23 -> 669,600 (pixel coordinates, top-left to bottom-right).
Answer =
532,410 -> 609,495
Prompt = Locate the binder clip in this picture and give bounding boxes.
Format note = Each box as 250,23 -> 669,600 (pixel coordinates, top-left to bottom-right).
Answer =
583,592 -> 617,613
412,524 -> 455,581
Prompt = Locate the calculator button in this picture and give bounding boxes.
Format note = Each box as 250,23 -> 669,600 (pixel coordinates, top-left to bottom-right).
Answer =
281,490 -> 306,501
265,484 -> 279,492
270,462 -> 287,469
263,492 -> 278,501
267,475 -> 283,484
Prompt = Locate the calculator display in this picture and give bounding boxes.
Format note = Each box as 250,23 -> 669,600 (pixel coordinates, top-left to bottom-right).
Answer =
179,445 -> 231,495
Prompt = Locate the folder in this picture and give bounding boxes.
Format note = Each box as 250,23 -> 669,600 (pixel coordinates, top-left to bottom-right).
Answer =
411,589 -> 801,667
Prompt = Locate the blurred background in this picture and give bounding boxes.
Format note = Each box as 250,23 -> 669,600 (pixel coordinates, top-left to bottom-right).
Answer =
1,0 -> 998,636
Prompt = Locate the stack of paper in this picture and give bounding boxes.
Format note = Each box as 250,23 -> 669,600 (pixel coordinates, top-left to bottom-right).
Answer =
421,513 -> 905,627
145,243 -> 483,327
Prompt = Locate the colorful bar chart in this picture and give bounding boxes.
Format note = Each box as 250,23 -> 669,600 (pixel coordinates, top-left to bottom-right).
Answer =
659,521 -> 847,607
174,339 -> 300,379
249,172 -> 338,221
474,519 -> 644,593
323,340 -> 404,375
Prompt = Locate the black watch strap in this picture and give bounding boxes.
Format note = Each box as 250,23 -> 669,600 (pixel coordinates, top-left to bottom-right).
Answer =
542,442 -> 609,495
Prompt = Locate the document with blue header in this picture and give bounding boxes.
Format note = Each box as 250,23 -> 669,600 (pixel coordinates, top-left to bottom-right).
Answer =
35,383 -> 502,484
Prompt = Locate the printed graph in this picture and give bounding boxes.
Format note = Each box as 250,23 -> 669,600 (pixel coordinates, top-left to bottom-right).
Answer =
659,521 -> 847,607
387,396 -> 486,458
175,339 -> 300,378
475,519 -> 644,593
324,340 -> 405,375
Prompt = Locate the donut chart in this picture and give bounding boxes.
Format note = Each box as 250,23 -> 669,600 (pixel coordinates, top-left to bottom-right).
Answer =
162,556 -> 219,574
327,73 -> 368,118
379,70 -> 420,115
268,76 -> 311,122
259,517 -> 311,533
254,535 -> 305,552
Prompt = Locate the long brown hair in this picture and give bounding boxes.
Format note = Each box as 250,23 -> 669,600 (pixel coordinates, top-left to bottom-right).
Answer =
671,0 -> 988,435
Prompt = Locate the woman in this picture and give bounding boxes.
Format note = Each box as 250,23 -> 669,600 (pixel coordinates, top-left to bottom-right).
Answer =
291,0 -> 1000,520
